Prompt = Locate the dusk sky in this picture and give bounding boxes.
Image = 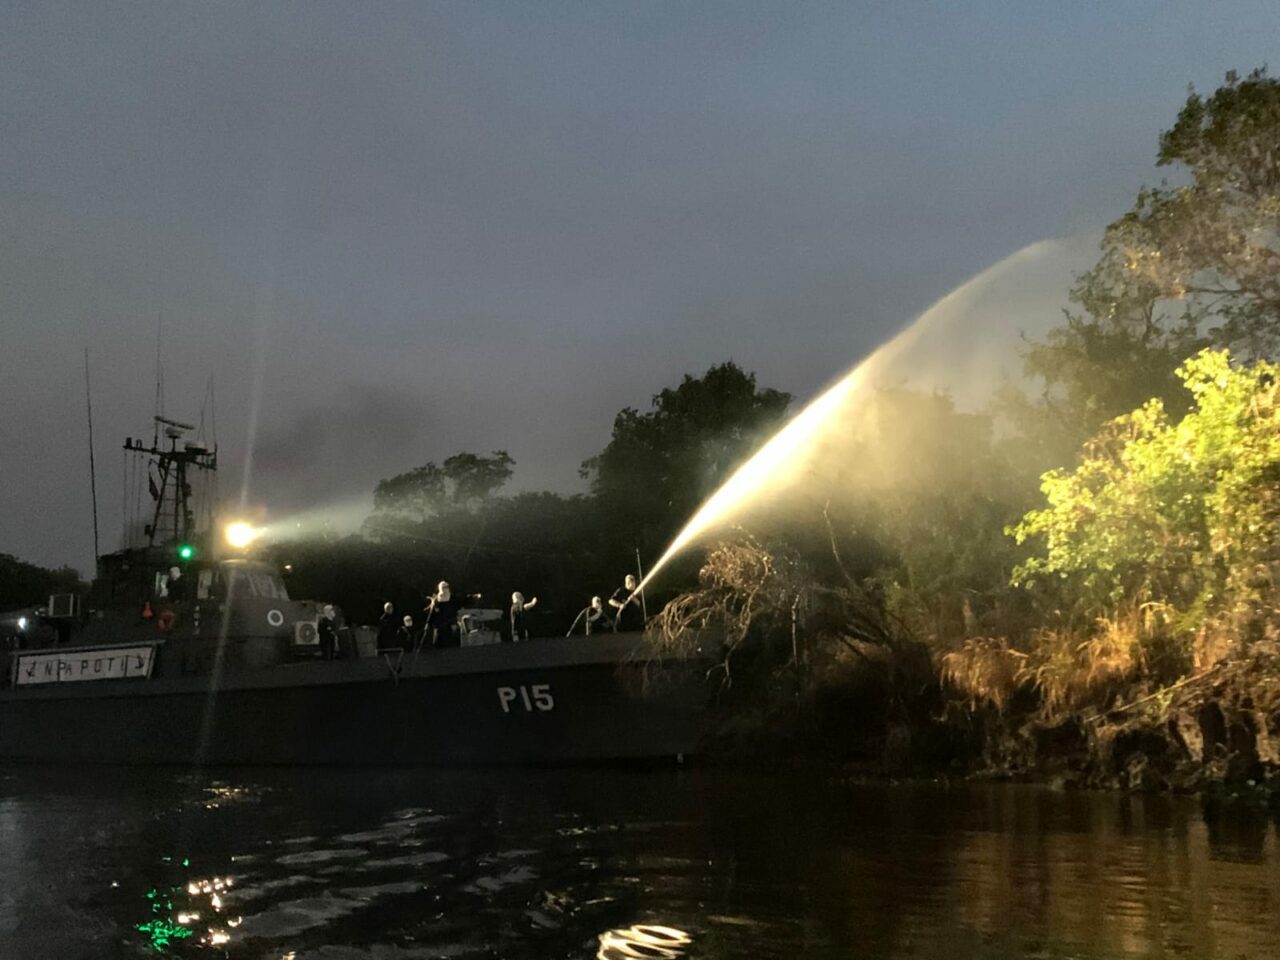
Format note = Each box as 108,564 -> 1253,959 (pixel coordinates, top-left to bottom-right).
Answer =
3,1 -> 1278,573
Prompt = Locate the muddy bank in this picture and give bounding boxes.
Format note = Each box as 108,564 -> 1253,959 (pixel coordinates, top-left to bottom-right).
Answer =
694,648 -> 1280,809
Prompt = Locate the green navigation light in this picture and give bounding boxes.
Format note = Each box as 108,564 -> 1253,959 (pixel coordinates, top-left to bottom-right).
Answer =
177,544 -> 196,561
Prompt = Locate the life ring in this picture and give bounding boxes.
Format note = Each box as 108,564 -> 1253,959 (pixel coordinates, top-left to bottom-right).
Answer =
156,608 -> 177,632
266,608 -> 285,628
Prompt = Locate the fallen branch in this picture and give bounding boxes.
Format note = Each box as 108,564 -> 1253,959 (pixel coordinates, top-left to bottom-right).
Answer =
1107,664 -> 1228,715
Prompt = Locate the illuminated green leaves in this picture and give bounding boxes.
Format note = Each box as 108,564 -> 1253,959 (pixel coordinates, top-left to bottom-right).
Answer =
1011,349 -> 1280,645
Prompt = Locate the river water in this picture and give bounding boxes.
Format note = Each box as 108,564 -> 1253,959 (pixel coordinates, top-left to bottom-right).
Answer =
1,767 -> 1277,960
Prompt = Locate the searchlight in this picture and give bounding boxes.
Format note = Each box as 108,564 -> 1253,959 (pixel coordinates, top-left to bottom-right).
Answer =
224,521 -> 260,550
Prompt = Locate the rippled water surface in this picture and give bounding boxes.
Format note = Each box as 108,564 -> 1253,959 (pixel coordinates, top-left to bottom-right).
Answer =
1,767 -> 1278,959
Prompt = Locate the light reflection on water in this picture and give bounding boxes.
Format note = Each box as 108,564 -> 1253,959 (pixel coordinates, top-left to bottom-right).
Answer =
0,769 -> 1278,958
598,924 -> 692,960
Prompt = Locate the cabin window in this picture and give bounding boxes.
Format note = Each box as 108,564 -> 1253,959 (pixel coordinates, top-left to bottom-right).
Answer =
197,569 -> 214,600
224,568 -> 289,600
250,571 -> 287,599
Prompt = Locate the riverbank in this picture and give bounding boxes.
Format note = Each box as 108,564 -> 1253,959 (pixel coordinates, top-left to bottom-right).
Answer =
946,641 -> 1280,804
688,641 -> 1280,808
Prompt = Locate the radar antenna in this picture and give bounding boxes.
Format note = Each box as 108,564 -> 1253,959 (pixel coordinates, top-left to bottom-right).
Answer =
124,416 -> 218,548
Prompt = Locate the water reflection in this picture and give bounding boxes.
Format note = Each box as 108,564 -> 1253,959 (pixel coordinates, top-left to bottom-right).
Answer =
0,770 -> 1278,958
135,873 -> 238,952
598,924 -> 692,960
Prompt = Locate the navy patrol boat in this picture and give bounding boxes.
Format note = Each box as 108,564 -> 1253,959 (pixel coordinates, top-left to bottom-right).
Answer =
0,416 -> 706,765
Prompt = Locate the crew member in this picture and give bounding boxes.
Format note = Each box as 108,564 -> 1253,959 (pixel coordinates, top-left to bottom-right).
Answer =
396,614 -> 418,650
318,604 -> 338,660
160,565 -> 188,603
426,580 -> 461,648
509,592 -> 538,642
377,601 -> 398,650
608,574 -> 644,632
586,595 -> 613,636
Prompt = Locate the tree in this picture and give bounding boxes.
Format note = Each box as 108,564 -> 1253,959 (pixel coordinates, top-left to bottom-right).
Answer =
1123,67 -> 1280,356
1010,68 -> 1280,459
368,450 -> 514,528
582,362 -> 791,561
369,463 -> 447,523
1011,311 -> 1204,460
439,451 -> 515,507
0,553 -> 85,609
1010,349 -> 1280,661
833,388 -> 1036,648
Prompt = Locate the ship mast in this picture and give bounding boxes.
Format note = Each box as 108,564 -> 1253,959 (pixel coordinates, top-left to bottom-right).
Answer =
124,416 -> 218,548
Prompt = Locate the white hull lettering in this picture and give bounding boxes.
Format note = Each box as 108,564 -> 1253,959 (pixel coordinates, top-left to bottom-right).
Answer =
496,683 -> 555,713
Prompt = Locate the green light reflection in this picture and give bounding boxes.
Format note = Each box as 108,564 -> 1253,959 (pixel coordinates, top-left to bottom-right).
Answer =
135,886 -> 195,953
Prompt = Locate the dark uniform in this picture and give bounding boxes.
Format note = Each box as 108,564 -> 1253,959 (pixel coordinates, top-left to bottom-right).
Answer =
396,621 -> 418,650
609,586 -> 644,632
510,603 -> 529,642
586,603 -> 613,636
318,615 -> 338,660
427,596 -> 461,648
163,568 -> 190,604
377,608 -> 399,650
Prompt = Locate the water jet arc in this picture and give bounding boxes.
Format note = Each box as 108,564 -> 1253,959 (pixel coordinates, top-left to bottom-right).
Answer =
632,236 -> 1089,600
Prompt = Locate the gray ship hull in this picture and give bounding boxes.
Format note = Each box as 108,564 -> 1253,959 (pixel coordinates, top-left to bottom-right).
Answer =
0,634 -> 707,765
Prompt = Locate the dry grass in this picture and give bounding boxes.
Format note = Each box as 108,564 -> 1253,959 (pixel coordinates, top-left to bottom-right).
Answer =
1024,603 -> 1179,718
940,637 -> 1026,712
1193,621 -> 1236,672
1031,629 -> 1127,718
942,605 -> 1176,718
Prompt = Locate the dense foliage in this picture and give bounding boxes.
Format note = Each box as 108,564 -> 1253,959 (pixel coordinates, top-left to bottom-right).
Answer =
0,553 -> 84,610
644,69 -> 1280,781
583,362 -> 791,563
367,451 -> 516,525
1007,67 -> 1280,460
1012,351 -> 1280,627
